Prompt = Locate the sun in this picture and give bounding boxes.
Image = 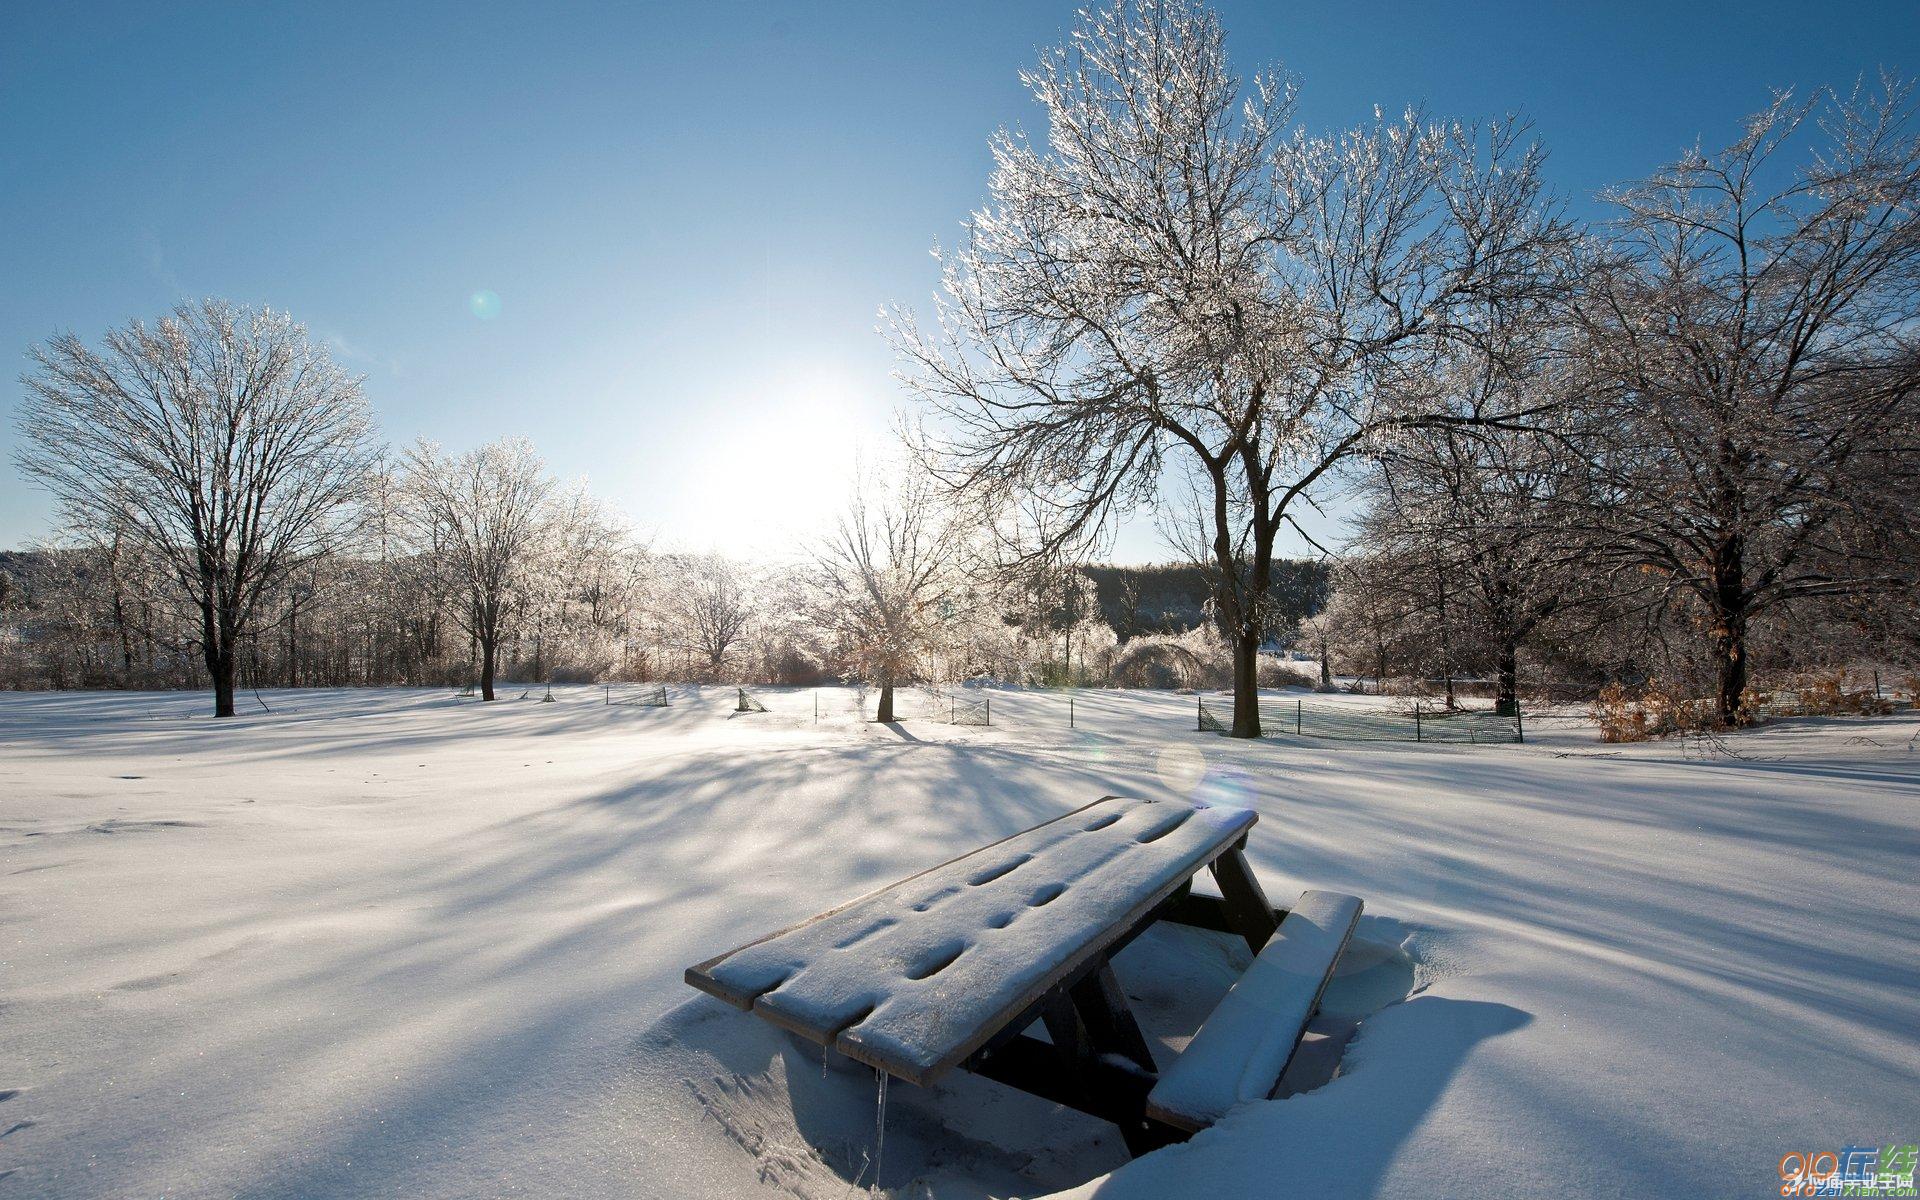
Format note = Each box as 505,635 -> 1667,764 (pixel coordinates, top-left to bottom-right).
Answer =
692,366 -> 866,554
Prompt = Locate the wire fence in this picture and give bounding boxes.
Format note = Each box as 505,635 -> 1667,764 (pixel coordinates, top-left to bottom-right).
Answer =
951,695 -> 991,726
604,683 -> 669,707
1198,694 -> 1523,745
1744,687 -> 1909,719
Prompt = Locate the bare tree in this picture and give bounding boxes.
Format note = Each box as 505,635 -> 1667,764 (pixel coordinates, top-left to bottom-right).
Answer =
892,0 -> 1571,735
809,468 -> 968,722
403,437 -> 554,701
1575,79 -> 1920,723
16,300 -> 374,716
666,553 -> 755,680
1353,309 -> 1605,713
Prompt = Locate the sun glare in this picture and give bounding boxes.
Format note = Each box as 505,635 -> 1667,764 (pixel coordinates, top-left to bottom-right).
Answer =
686,366 -> 865,554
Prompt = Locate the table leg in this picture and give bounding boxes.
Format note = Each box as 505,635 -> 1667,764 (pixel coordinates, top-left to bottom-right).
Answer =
1208,842 -> 1280,953
1068,960 -> 1157,1074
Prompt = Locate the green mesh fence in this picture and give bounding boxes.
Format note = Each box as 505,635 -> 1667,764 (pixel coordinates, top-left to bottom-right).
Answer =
951,695 -> 991,726
1197,694 -> 1522,744
1742,687 -> 1908,719
1197,694 -> 1228,732
604,683 -> 669,707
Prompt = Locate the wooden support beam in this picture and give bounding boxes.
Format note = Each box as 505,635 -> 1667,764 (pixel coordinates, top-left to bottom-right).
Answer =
1068,961 -> 1157,1075
1161,890 -> 1288,939
965,1034 -> 1185,1155
1208,843 -> 1280,953
1039,991 -> 1095,1082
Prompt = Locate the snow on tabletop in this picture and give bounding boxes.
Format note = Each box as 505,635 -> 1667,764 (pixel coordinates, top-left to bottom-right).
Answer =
1145,888 -> 1363,1132
688,794 -> 1257,1084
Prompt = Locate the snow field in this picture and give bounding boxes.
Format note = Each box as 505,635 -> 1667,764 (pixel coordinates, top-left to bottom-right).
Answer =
1,686 -> 1914,1198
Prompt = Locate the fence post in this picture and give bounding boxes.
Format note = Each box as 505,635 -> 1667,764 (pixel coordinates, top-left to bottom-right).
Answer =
985,697 -> 990,726
1197,693 -> 1203,732
1516,703 -> 1525,745
1069,694 -> 1075,729
1414,707 -> 1423,742
1296,698 -> 1303,735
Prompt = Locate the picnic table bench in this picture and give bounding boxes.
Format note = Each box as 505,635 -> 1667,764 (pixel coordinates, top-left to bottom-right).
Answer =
685,795 -> 1363,1153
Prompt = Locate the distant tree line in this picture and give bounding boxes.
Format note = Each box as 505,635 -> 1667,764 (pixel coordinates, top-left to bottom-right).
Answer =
8,1 -> 1917,728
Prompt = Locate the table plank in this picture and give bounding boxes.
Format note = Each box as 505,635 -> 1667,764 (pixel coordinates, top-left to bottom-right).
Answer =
686,796 -> 1257,1085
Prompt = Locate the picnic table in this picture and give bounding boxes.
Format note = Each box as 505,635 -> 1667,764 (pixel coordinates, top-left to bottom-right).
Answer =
686,796 -> 1363,1153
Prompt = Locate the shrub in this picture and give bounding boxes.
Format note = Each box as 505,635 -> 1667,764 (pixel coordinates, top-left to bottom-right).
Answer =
1746,670 -> 1896,717
1258,659 -> 1317,689
1590,682 -> 1722,742
1111,628 -> 1230,689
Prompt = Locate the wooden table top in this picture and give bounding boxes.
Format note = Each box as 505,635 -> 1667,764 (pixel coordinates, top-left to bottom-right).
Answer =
685,795 -> 1258,1085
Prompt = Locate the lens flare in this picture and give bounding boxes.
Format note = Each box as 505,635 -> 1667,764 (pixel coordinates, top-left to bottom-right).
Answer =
468,290 -> 502,319
1154,743 -> 1207,794
1194,764 -> 1253,810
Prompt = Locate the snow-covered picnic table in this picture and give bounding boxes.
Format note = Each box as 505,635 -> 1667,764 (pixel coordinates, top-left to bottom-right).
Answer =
688,796 -> 1362,1153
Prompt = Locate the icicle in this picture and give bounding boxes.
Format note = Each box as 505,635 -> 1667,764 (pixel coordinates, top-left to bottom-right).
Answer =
871,1067 -> 889,1195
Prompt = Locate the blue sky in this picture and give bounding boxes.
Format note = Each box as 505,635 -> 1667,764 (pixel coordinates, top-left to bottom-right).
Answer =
2,1 -> 1913,559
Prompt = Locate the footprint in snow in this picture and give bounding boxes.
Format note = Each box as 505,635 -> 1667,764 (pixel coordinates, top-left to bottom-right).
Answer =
83,819 -> 202,835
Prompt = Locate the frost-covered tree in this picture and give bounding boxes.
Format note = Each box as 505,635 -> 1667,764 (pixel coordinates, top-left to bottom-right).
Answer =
552,503 -> 653,681
514,484 -> 638,682
15,300 -> 375,716
664,553 -> 755,680
893,0 -> 1571,736
1575,79 -> 1920,724
809,468 -> 969,722
1358,322 -> 1599,712
402,437 -> 555,701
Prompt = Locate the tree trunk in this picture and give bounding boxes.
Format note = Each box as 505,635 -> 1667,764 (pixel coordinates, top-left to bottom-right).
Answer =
876,678 -> 895,723
1230,630 -> 1262,738
199,597 -> 237,718
112,587 -> 133,679
1200,454 -> 1264,739
1712,609 -> 1749,727
1496,639 -> 1519,717
480,636 -> 498,701
1711,534 -> 1749,726
206,643 -> 236,718
1318,639 -> 1331,689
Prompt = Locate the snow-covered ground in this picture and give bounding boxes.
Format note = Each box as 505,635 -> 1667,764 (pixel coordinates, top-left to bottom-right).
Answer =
1,685 -> 1914,1198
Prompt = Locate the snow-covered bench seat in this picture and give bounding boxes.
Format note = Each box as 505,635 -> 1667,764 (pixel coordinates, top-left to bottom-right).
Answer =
1144,889 -> 1363,1133
686,795 -> 1259,1087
